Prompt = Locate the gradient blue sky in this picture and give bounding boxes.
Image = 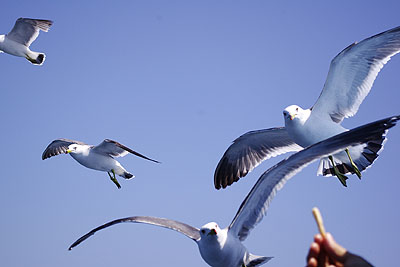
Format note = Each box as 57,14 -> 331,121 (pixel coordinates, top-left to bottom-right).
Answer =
1,1 -> 399,266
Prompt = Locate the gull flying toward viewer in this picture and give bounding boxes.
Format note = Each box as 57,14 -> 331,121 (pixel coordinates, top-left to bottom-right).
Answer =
42,139 -> 160,188
0,18 -> 52,65
69,116 -> 399,266
215,25 -> 400,189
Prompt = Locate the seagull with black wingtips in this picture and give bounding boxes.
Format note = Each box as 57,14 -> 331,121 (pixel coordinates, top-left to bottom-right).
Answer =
42,138 -> 160,188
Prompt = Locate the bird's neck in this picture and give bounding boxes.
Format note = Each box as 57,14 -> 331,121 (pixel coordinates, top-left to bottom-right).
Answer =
285,109 -> 312,147
72,146 -> 91,157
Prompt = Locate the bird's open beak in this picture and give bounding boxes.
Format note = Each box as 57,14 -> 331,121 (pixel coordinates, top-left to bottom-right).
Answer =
207,229 -> 217,236
66,149 -> 71,154
290,114 -> 296,120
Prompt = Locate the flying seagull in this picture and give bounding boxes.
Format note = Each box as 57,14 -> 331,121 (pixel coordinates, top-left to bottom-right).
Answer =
215,25 -> 400,189
0,18 -> 53,65
69,116 -> 400,267
42,138 -> 160,188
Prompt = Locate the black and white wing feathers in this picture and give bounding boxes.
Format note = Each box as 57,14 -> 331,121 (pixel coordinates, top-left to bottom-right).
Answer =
92,139 -> 160,163
42,139 -> 87,160
68,216 -> 200,250
214,128 -> 302,189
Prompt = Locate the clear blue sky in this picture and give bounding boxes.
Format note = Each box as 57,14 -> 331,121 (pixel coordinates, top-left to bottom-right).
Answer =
1,1 -> 399,266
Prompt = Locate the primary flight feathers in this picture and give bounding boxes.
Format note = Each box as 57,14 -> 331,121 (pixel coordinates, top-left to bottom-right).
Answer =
69,115 -> 399,266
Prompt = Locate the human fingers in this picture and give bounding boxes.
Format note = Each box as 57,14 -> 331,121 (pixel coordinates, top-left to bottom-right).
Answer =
314,233 -> 323,244
307,241 -> 320,265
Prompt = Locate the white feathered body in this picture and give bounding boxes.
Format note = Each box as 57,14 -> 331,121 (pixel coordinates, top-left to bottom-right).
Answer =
0,35 -> 40,59
69,147 -> 128,177
284,106 -> 368,176
198,227 -> 247,267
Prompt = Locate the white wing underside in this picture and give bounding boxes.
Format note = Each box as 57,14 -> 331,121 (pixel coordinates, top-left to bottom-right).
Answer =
6,18 -> 52,47
228,116 -> 399,241
311,26 -> 400,123
68,216 -> 201,250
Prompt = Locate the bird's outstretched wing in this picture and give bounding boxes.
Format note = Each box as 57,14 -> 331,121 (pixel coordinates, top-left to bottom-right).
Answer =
92,139 -> 160,163
214,128 -> 302,189
311,26 -> 400,123
229,115 -> 400,241
42,139 -> 86,160
6,18 -> 53,47
68,216 -> 200,250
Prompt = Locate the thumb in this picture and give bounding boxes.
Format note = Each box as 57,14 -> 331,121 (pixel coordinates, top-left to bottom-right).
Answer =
323,233 -> 347,262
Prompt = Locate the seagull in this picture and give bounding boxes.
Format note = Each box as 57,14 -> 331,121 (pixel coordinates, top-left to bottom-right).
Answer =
68,116 -> 400,267
0,18 -> 53,65
42,139 -> 159,188
214,25 -> 400,189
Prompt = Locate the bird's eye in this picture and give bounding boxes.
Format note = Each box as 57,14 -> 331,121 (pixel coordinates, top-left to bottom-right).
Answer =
296,107 -> 299,112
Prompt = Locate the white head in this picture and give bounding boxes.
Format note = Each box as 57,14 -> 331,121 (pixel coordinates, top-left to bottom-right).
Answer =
283,105 -> 310,125
199,222 -> 222,241
66,144 -> 89,155
198,222 -> 233,266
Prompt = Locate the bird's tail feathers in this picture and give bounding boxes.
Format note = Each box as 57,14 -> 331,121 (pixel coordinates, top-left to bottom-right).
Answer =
26,52 -> 45,65
317,129 -> 388,177
123,172 -> 134,180
246,254 -> 273,266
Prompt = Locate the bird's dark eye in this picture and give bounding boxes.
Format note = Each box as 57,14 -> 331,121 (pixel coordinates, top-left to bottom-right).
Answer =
296,107 -> 299,112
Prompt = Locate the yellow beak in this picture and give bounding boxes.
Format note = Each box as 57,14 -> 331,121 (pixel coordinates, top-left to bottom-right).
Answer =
290,114 -> 296,120
66,149 -> 72,154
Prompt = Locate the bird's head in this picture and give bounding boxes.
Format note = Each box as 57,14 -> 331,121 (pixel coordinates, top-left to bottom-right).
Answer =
283,105 -> 310,124
283,105 -> 301,121
200,222 -> 220,239
66,144 -> 86,154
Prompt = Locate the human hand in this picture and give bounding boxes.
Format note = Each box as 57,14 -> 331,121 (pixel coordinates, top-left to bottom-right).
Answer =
306,232 -> 347,267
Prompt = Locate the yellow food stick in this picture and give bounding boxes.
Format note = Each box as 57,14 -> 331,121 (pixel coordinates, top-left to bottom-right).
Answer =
312,207 -> 326,238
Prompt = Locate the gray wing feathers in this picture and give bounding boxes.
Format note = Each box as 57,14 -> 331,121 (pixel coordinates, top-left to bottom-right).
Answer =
312,26 -> 400,123
42,139 -> 86,160
229,115 -> 399,241
7,18 -> 53,47
68,216 -> 200,250
214,127 -> 302,189
93,139 -> 160,163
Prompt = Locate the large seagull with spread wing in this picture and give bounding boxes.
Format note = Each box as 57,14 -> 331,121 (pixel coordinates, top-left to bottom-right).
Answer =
42,139 -> 159,188
215,25 -> 400,189
69,116 -> 399,266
